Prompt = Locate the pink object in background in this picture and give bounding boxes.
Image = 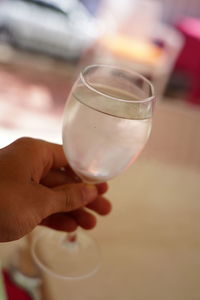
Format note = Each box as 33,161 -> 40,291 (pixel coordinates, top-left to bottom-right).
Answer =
3,271 -> 32,300
175,18 -> 200,104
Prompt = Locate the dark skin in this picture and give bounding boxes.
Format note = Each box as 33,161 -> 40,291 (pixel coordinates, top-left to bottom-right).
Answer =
0,137 -> 111,242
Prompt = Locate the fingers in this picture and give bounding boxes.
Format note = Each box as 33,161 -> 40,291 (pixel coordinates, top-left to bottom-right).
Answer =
41,213 -> 77,232
43,140 -> 68,169
41,168 -> 81,187
43,183 -> 98,217
39,194 -> 111,232
41,170 -> 68,187
87,196 -> 112,215
42,168 -> 108,194
50,183 -> 110,215
9,137 -> 68,171
96,182 -> 109,195
41,209 -> 97,232
69,209 -> 97,230
8,138 -> 68,168
33,179 -> 110,221
42,196 -> 112,232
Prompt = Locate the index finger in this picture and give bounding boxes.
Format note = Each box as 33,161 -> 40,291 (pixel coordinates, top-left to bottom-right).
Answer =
46,142 -> 68,169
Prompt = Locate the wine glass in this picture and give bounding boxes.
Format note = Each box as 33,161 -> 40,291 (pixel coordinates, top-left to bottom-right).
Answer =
32,64 -> 155,279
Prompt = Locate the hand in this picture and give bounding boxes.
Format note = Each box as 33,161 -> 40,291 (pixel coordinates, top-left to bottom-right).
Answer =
0,138 -> 111,242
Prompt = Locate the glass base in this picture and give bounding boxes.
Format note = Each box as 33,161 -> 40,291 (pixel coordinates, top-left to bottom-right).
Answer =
32,229 -> 101,280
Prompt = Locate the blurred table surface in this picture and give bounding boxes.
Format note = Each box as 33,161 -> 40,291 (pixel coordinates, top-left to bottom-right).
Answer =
0,62 -> 200,299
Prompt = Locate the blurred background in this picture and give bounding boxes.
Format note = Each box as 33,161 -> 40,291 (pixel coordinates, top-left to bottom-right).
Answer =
0,0 -> 200,300
0,0 -> 200,147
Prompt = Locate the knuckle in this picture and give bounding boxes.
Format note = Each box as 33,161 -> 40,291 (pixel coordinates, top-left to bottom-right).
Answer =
80,188 -> 87,204
14,137 -> 42,151
14,137 -> 34,145
64,185 -> 84,211
65,193 -> 73,211
13,137 -> 45,159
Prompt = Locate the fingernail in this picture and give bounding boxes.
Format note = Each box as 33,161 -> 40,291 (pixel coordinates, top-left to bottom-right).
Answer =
83,184 -> 97,202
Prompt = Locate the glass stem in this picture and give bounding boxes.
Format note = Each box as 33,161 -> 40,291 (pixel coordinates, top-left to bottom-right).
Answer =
67,231 -> 77,243
63,231 -> 79,252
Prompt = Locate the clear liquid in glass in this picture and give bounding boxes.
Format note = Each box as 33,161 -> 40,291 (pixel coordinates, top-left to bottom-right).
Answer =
63,85 -> 152,183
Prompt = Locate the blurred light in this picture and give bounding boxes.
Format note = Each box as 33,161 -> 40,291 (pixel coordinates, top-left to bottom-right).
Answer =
26,86 -> 53,111
102,35 -> 163,65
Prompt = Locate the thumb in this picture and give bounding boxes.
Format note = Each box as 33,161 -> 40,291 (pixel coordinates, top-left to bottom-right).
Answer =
42,183 -> 98,217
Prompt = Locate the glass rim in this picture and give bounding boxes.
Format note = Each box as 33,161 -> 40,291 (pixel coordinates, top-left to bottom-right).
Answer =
80,64 -> 155,104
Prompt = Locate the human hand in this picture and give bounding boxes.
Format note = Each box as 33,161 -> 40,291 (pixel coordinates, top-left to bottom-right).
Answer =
0,138 -> 111,242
